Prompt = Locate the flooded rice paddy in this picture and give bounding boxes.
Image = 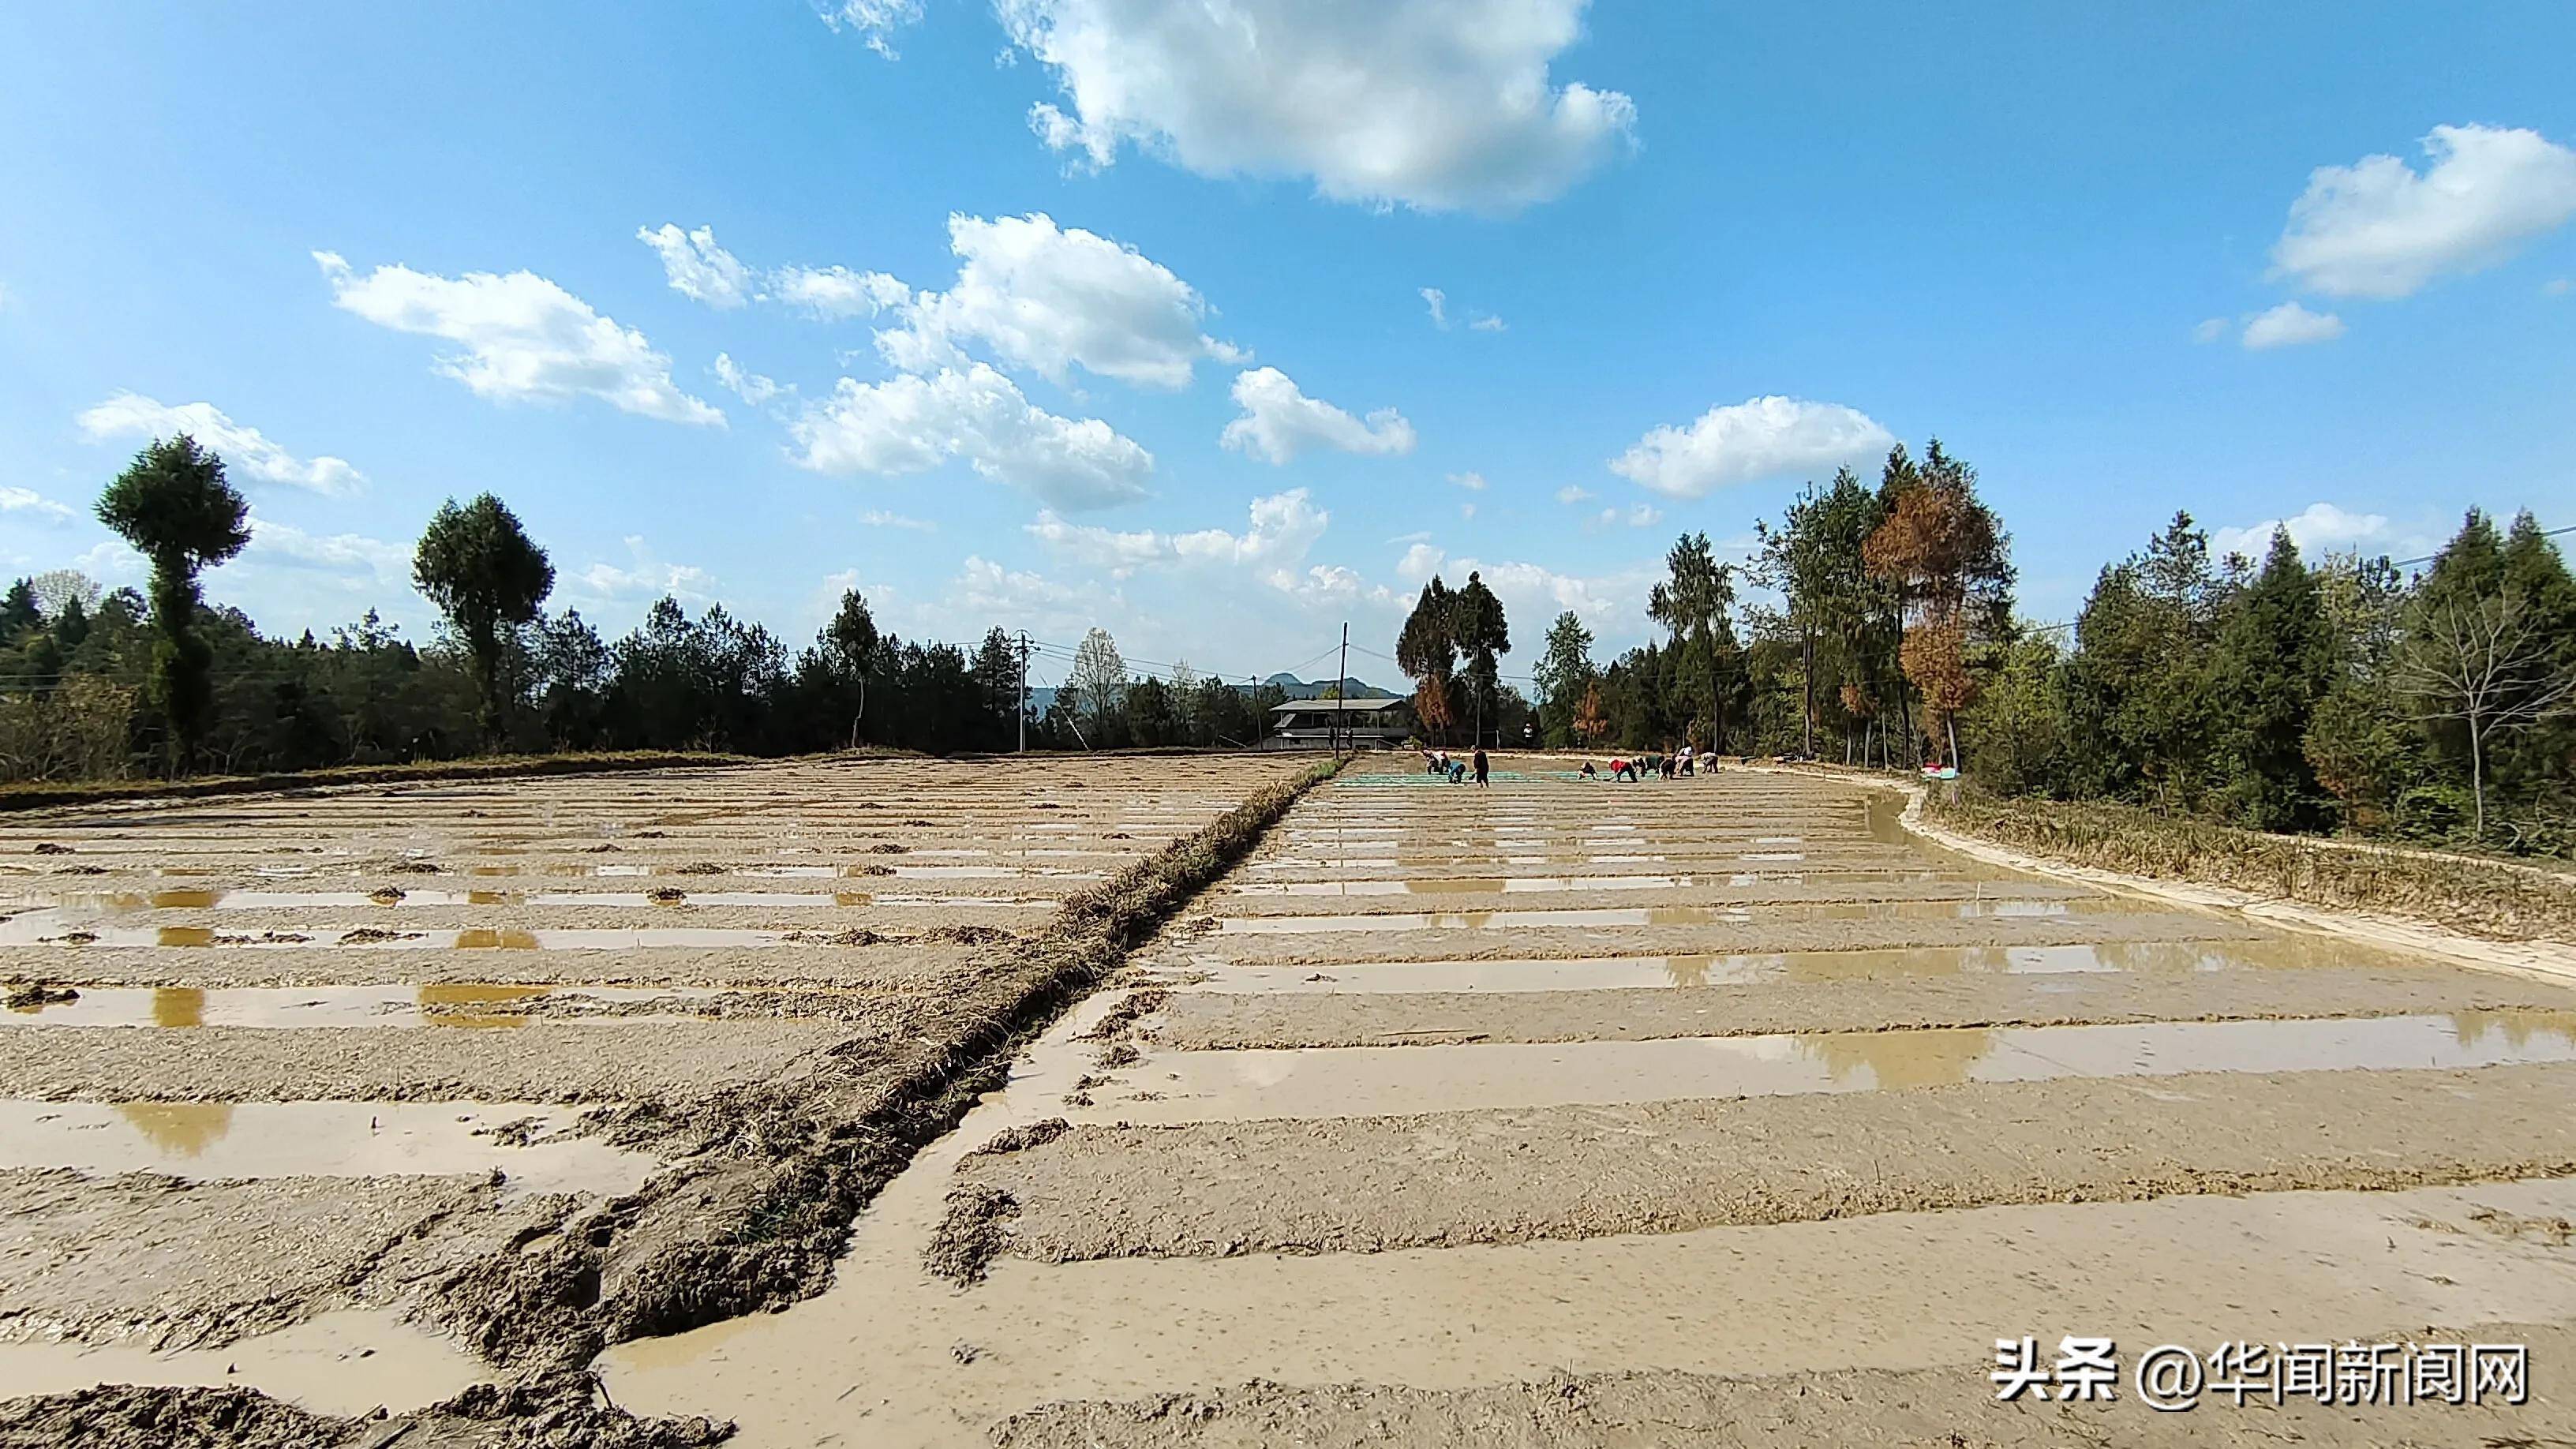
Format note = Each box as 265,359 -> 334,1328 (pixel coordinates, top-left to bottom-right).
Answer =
589,759 -> 2576,1447
10,756 -> 2576,1446
0,752 -> 1305,1426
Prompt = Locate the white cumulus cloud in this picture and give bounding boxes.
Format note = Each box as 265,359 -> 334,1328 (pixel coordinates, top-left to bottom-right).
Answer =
316,252 -> 724,426
76,393 -> 366,496
998,0 -> 1637,214
872,213 -> 1242,388
2209,503 -> 2402,563
243,517 -> 410,586
2241,301 -> 2346,350
2192,316 -> 2230,344
858,509 -> 937,532
2270,124 -> 2576,300
770,264 -> 912,321
638,223 -> 754,309
818,0 -> 926,56
1553,485 -> 1594,505
1469,313 -> 1507,332
1608,395 -> 1893,499
1421,287 -> 1449,328
1028,488 -> 1328,578
574,535 -> 717,602
1219,366 -> 1416,465
711,354 -> 785,406
788,362 -> 1153,510
0,488 -> 77,523
1447,556 -> 1660,638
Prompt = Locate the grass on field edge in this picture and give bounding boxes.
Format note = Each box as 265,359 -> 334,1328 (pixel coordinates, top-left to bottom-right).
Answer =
1923,788 -> 2576,944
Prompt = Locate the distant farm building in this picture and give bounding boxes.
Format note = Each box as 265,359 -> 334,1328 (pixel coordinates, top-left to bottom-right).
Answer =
1264,697 -> 1413,751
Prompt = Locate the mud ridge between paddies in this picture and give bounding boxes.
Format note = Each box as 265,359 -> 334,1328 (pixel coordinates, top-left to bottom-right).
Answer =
515,760 -> 2576,1448
0,753 -> 1335,1446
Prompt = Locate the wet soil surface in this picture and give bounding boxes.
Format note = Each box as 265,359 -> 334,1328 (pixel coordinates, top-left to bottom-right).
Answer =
0,1020 -> 856,1101
1144,965 -> 2576,1047
0,754 -> 1309,1440
955,1061 -> 2576,1260
991,1319 -> 2576,1448
584,762 -> 2576,1447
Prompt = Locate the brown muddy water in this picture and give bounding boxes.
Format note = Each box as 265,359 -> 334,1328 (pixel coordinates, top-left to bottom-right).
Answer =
0,1100 -> 653,1193
0,983 -> 718,1028
571,766 -> 2576,1447
0,752 -> 1315,1429
1168,935 -> 2438,993
1211,898 -> 2115,932
1052,1010 -> 2576,1121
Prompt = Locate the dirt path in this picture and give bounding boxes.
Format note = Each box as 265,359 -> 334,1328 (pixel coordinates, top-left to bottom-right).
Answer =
582,760 -> 2576,1446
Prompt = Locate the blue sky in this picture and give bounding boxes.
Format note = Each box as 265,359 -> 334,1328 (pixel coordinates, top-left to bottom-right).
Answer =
2,2 -> 2570,694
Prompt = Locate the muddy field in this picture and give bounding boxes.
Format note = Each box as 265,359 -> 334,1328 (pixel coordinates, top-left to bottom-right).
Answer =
0,754 -> 1312,1433
586,760 -> 2576,1447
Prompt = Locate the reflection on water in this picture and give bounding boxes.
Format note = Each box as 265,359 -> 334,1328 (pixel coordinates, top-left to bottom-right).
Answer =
1799,1028 -> 1998,1089
2451,1009 -> 2576,1050
452,929 -> 541,951
417,982 -> 548,1028
1866,792 -> 1908,844
152,987 -> 206,1027
155,927 -> 215,948
1218,899 -> 2094,934
0,1101 -> 657,1193
114,1100 -> 235,1156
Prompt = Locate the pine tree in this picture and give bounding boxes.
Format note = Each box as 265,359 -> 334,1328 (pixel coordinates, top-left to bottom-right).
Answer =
94,435 -> 252,773
2209,530 -> 2332,828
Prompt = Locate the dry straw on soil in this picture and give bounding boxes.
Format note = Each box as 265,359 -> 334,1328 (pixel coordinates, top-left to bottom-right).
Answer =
1926,791 -> 2576,942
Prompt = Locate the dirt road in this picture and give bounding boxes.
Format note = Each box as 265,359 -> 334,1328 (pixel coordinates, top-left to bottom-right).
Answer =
598,761 -> 2576,1446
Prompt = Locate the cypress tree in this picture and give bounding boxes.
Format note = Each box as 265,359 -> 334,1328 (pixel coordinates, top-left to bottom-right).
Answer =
2210,529 -> 2332,829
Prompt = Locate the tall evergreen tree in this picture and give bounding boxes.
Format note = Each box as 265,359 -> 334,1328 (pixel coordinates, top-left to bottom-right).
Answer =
1533,611 -> 1596,747
1397,577 -> 1462,744
2208,530 -> 2332,828
94,435 -> 252,772
412,493 -> 555,747
1646,532 -> 1739,751
1453,571 -> 1511,746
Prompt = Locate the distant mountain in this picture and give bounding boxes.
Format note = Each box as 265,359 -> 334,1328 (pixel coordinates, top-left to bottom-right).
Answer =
1263,673 -> 1394,702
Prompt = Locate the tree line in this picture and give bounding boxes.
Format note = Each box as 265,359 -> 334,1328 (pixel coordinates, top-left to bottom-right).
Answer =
0,434 -> 1275,780
1490,437 -> 2574,855
12,429 -> 2570,853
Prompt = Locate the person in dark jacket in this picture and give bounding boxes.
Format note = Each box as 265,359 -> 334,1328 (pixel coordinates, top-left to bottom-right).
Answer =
1471,747 -> 1489,787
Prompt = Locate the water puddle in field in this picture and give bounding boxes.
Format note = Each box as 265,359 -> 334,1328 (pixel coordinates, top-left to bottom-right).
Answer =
1073,1009 -> 2576,1121
1215,899 -> 2106,933
0,1101 -> 656,1193
1,983 -> 719,1028
6,926 -> 842,950
1174,937 -> 2421,993
0,1309 -> 487,1417
1232,874 -> 2020,897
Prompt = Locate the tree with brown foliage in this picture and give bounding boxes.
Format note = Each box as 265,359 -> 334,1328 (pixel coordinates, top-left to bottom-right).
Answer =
1862,440 -> 2012,767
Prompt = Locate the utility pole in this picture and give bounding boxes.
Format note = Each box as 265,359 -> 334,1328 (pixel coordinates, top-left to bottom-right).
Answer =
1015,631 -> 1030,754
1335,623 -> 1349,760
